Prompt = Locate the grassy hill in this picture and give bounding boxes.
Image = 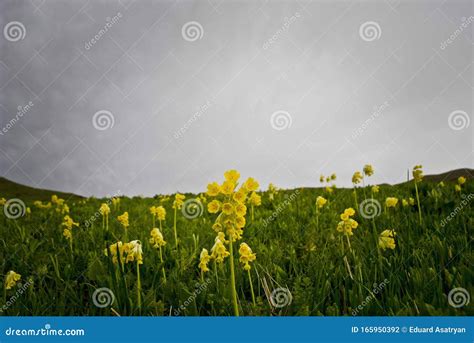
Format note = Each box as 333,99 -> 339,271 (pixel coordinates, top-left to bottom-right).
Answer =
1,168 -> 472,201
0,177 -> 82,202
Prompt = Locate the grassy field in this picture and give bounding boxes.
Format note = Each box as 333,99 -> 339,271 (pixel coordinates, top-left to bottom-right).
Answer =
1,168 -> 473,316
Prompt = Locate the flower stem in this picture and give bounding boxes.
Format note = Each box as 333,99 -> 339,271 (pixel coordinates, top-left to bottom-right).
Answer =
228,240 -> 239,316
248,269 -> 256,307
414,181 -> 422,225
173,207 -> 178,249
159,246 -> 167,284
136,262 -> 142,312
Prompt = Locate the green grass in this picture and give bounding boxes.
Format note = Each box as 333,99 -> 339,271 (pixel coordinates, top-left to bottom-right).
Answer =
0,174 -> 473,316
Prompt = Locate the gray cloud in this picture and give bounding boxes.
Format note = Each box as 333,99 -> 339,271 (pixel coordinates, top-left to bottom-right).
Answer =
0,0 -> 472,197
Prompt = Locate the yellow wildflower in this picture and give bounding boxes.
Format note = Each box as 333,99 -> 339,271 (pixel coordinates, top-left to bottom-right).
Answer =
5,271 -> 21,290
99,203 -> 110,216
412,165 -> 423,182
363,164 -> 374,177
222,202 -> 234,215
379,230 -> 396,250
207,182 -> 221,196
63,228 -> 72,241
402,199 -> 409,207
208,200 -> 221,214
224,169 -> 240,183
172,194 -> 186,210
235,203 -> 247,216
385,197 -> 399,208
239,243 -> 256,271
62,215 -> 79,230
372,185 -> 379,193
149,228 -> 166,248
242,177 -> 259,192
458,176 -> 466,185
0,198 -> 6,205
125,240 -> 143,265
248,192 -> 261,206
409,197 -> 415,206
221,180 -> 236,195
199,248 -> 211,273
316,196 -> 327,209
455,184 -> 461,192
117,212 -> 129,229
330,173 -> 337,181
211,235 -> 230,263
352,171 -> 363,185
320,175 -> 325,183
156,206 -> 166,221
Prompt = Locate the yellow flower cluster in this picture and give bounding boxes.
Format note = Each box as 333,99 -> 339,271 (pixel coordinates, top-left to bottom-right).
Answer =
316,196 -> 327,209
412,165 -> 423,182
150,206 -> 166,221
206,170 -> 258,242
372,185 -> 379,193
268,183 -> 278,201
379,230 -> 396,250
363,164 -> 374,177
248,192 -> 261,206
5,270 -> 21,290
62,215 -> 79,242
199,248 -> 211,273
352,171 -> 363,185
117,212 -> 129,229
34,200 -> 52,209
52,195 -> 69,214
105,240 -> 143,265
385,197 -> 399,208
239,242 -> 256,270
149,228 -> 166,248
99,203 -> 111,216
336,208 -> 358,236
210,232 -> 230,263
112,197 -> 120,210
402,198 -> 415,207
172,194 -> 186,210
0,198 -> 6,205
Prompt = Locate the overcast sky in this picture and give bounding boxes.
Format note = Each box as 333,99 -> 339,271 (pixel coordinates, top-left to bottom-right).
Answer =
0,0 -> 472,197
